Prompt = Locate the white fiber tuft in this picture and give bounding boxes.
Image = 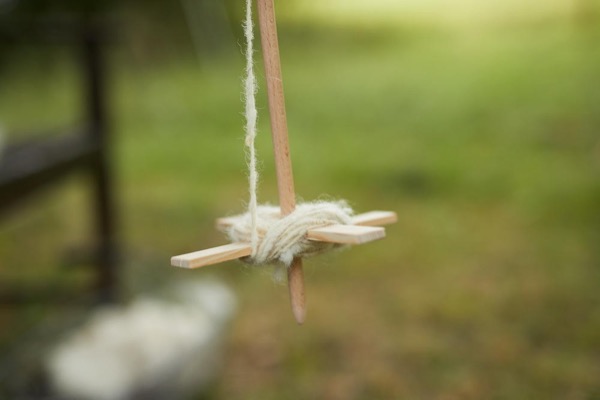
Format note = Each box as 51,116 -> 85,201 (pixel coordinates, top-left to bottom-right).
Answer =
46,281 -> 236,400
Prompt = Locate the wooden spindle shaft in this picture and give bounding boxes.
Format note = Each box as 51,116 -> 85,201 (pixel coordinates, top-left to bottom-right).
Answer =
256,0 -> 306,324
256,0 -> 295,212
288,258 -> 306,323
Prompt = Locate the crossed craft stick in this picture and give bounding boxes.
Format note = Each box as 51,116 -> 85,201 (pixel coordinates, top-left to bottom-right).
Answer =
170,0 -> 396,324
172,210 -> 398,270
171,210 -> 397,323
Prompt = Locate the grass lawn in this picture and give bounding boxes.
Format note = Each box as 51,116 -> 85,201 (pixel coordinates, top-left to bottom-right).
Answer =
1,5 -> 599,399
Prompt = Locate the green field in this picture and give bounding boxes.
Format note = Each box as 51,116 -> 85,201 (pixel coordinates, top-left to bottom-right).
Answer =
1,3 -> 599,399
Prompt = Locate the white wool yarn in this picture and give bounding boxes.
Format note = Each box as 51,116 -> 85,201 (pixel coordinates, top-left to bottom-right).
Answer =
243,0 -> 260,250
224,200 -> 354,266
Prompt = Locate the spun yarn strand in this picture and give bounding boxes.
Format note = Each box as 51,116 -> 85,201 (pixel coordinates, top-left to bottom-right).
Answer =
243,0 -> 259,253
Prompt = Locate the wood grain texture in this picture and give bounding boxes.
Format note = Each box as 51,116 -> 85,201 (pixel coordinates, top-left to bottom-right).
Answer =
173,224 -> 386,270
352,211 -> 398,227
171,243 -> 251,269
287,258 -> 306,323
216,210 -> 397,231
307,225 -> 385,244
257,0 -> 305,324
257,0 -> 295,214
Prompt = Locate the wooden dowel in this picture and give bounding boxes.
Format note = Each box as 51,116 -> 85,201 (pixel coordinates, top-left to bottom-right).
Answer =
287,258 -> 305,323
257,0 -> 305,324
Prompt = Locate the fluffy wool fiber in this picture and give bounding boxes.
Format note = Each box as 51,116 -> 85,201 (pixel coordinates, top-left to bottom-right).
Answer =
46,281 -> 236,400
224,200 -> 353,267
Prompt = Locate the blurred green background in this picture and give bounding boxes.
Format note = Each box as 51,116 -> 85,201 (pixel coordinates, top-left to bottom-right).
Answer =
1,0 -> 600,398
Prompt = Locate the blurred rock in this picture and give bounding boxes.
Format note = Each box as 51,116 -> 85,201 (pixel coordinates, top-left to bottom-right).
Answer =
45,280 -> 236,400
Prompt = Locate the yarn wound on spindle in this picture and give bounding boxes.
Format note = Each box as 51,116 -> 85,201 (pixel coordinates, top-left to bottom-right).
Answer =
223,201 -> 353,266
237,0 -> 352,268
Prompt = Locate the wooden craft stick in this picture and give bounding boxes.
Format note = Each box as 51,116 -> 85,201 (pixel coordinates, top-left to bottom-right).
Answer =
172,225 -> 385,269
173,225 -> 386,269
257,0 -> 305,324
352,211 -> 398,227
308,225 -> 385,244
171,243 -> 252,269
216,210 -> 397,231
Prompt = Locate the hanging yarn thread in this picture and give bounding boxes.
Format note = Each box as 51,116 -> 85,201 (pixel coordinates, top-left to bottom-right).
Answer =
243,0 -> 259,251
239,0 -> 352,267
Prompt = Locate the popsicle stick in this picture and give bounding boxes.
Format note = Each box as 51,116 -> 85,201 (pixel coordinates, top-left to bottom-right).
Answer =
215,209 -> 279,230
216,216 -> 243,230
216,210 -> 397,231
352,211 -> 397,227
173,224 -> 386,270
257,0 -> 306,324
171,242 -> 251,269
308,225 -> 385,244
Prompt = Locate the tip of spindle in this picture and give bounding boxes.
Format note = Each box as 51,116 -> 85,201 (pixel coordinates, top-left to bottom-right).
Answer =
293,304 -> 306,325
288,258 -> 306,325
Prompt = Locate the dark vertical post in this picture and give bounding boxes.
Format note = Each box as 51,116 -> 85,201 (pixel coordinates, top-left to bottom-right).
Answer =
81,21 -> 118,303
